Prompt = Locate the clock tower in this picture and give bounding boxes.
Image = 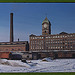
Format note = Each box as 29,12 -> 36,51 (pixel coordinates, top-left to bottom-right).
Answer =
42,17 -> 51,35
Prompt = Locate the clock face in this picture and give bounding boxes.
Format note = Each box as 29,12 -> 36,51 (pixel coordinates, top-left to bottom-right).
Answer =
44,24 -> 47,28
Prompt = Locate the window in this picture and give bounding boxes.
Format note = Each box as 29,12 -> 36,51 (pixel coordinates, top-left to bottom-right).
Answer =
55,36 -> 57,38
65,46 -> 67,48
35,37 -> 36,39
65,43 -> 67,44
58,36 -> 59,38
58,47 -> 60,48
65,36 -> 67,38
51,47 -> 52,49
46,37 -> 48,38
56,47 -> 57,49
40,37 -> 41,39
49,37 -> 50,38
42,46 -> 43,49
53,36 -> 55,38
48,47 -> 50,49
67,35 -> 69,37
31,45 -> 32,49
40,47 -> 41,49
60,36 -> 62,38
71,35 -> 73,37
42,37 -> 43,39
71,46 -> 72,48
33,46 -> 34,49
56,41 -> 57,43
33,37 -> 34,39
63,35 -> 64,37
61,47 -> 62,48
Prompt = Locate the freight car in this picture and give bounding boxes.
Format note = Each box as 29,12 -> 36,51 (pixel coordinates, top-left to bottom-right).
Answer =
9,52 -> 22,60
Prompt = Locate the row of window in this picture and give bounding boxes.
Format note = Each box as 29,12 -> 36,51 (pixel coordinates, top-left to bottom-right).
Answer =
46,39 -> 75,41
49,46 -> 73,49
46,35 -> 75,38
31,46 -> 74,49
31,41 -> 75,45
30,34 -> 75,39
46,42 -> 74,44
31,41 -> 43,44
30,37 -> 44,39
31,46 -> 44,49
0,49 -> 24,51
46,41 -> 63,43
31,39 -> 75,43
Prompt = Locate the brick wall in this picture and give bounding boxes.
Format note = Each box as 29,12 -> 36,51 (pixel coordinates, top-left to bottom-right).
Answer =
0,52 -> 10,59
0,44 -> 26,52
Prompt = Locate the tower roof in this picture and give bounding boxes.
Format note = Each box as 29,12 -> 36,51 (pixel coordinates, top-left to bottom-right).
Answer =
42,17 -> 51,24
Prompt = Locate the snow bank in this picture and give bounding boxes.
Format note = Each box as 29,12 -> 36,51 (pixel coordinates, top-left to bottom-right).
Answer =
0,59 -> 75,72
0,59 -> 7,63
0,59 -> 30,68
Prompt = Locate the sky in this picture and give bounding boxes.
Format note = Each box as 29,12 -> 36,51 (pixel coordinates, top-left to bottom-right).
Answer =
0,3 -> 75,42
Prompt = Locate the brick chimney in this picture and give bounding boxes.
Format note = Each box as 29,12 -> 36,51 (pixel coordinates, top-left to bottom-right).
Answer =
10,13 -> 13,42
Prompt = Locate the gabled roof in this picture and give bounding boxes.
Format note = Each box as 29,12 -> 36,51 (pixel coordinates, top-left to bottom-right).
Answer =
29,34 -> 36,37
59,32 -> 68,35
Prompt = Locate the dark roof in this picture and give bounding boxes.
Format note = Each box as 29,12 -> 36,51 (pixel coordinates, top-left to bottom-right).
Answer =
29,34 -> 36,37
59,32 -> 68,35
0,41 -> 28,45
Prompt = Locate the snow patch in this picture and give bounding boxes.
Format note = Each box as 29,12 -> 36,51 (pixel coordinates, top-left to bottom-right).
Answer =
42,57 -> 53,62
0,59 -> 30,67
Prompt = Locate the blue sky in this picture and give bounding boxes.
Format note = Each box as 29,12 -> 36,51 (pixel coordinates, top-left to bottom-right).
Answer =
0,3 -> 75,42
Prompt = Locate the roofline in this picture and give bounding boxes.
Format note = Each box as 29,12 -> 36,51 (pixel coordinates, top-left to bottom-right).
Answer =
0,41 -> 28,43
30,33 -> 75,37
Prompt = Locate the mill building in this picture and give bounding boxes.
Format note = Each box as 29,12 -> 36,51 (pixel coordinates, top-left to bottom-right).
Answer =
0,13 -> 75,59
29,17 -> 75,59
0,13 -> 29,59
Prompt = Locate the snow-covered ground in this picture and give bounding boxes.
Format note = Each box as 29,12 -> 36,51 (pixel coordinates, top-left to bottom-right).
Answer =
0,58 -> 75,72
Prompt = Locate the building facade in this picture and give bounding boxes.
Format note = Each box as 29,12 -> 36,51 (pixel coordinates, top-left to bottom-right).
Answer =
0,41 -> 29,52
0,13 -> 29,53
30,33 -> 75,51
29,17 -> 75,59
0,13 -> 29,59
0,41 -> 29,59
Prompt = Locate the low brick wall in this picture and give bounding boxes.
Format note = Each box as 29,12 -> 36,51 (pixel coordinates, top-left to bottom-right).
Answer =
0,52 -> 10,59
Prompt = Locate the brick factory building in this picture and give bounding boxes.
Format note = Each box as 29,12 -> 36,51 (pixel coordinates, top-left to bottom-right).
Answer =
29,32 -> 75,51
0,13 -> 75,59
0,41 -> 29,52
29,17 -> 75,59
0,13 -> 29,59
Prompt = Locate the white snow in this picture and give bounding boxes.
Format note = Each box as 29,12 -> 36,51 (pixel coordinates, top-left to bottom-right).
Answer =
0,58 -> 75,72
42,57 -> 52,62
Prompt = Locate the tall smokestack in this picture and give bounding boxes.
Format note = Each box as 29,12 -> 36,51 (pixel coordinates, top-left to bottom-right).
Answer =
10,13 -> 13,42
